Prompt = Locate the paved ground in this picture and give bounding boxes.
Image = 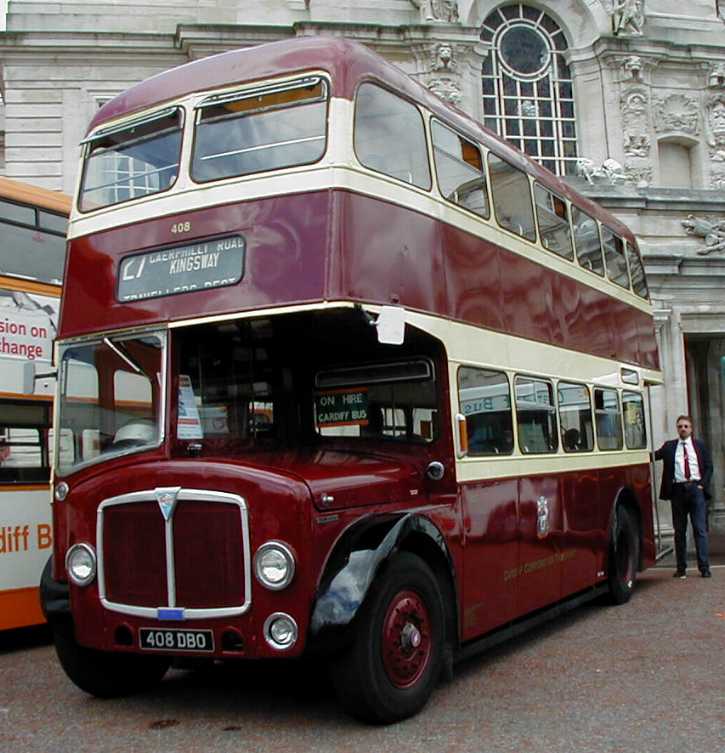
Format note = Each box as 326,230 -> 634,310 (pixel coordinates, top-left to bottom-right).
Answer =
2,564 -> 724,753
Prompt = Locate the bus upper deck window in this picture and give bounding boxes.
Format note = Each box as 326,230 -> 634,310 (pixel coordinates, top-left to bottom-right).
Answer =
601,227 -> 630,289
626,241 -> 649,299
79,107 -> 183,212
431,120 -> 489,218
354,83 -> 432,190
191,77 -> 328,183
572,206 -> 604,277
533,183 -> 573,260
487,154 -> 536,242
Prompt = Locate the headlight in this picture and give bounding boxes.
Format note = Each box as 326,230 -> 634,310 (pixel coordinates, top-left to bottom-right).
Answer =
54,482 -> 69,502
65,543 -> 97,587
264,612 -> 298,650
254,541 -> 295,590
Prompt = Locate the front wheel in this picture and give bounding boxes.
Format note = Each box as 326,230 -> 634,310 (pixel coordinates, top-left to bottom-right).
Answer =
52,618 -> 170,698
330,552 -> 445,724
607,505 -> 640,605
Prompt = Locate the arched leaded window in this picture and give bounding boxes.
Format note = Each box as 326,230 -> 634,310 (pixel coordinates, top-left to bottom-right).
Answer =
481,4 -> 578,176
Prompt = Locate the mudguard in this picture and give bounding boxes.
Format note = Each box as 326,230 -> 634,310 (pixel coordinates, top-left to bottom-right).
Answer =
40,556 -> 70,622
308,512 -> 457,652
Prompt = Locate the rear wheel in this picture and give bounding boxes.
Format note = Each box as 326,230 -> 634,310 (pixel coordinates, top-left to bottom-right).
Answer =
52,618 -> 170,698
607,505 -> 640,605
330,552 -> 445,724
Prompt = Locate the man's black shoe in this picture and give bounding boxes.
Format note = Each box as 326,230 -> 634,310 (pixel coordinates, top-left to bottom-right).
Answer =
700,570 -> 712,578
673,570 -> 687,579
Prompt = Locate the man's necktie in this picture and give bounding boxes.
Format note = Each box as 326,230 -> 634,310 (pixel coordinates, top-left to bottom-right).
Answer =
682,442 -> 691,480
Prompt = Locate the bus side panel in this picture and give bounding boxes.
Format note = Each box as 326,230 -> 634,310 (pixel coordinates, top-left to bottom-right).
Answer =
460,478 -> 518,640
440,224 -> 504,332
337,191 -> 447,315
613,301 -> 640,370
550,271 -> 580,352
626,463 -> 656,567
501,253 -> 556,349
574,284 -> 616,365
516,475 -> 561,616
0,486 -> 52,629
637,314 -> 660,371
559,469 -> 600,597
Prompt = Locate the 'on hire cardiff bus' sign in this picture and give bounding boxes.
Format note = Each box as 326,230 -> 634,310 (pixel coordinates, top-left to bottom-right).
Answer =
117,235 -> 245,302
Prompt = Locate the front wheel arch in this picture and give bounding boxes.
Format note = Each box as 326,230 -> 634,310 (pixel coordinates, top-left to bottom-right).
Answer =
308,513 -> 458,658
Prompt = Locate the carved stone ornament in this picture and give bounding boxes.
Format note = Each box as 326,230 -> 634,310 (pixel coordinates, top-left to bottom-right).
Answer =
409,0 -> 459,24
427,77 -> 462,105
682,215 -> 725,256
620,87 -> 651,159
653,93 -> 699,135
575,158 -> 627,185
622,55 -> 643,81
621,88 -> 648,118
431,42 -> 458,72
623,133 -> 650,158
623,163 -> 653,187
611,0 -> 645,37
712,172 -> 725,191
705,93 -> 725,147
708,63 -> 725,89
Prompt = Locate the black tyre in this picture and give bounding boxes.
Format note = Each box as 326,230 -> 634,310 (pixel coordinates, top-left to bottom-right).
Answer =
607,505 -> 640,605
52,618 -> 170,698
330,551 -> 445,724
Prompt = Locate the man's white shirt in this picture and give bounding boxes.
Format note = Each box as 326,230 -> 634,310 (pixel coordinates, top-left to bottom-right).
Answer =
674,437 -> 701,483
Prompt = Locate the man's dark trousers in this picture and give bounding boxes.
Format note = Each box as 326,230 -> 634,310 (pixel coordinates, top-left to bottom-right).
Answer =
671,482 -> 709,573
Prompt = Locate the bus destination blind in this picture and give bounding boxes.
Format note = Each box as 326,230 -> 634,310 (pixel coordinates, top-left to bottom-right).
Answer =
117,235 -> 245,302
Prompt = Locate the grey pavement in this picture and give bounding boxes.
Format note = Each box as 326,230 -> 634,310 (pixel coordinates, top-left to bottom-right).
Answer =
2,565 -> 724,753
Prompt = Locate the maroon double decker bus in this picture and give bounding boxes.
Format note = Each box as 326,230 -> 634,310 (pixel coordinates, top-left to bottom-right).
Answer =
42,37 -> 662,723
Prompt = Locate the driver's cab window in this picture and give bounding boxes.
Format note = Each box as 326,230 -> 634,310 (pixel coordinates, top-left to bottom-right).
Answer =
314,360 -> 437,443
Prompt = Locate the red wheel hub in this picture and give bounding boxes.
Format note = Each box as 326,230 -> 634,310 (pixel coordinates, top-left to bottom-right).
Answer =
381,589 -> 432,689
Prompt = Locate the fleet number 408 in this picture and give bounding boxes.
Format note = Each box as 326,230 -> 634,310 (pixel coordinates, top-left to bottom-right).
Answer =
171,221 -> 191,234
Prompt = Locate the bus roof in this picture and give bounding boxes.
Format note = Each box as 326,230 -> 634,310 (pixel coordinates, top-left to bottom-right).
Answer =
88,37 -> 631,241
0,177 -> 72,216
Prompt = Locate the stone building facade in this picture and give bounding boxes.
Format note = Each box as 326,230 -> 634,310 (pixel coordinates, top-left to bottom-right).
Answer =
1,1 -> 724,535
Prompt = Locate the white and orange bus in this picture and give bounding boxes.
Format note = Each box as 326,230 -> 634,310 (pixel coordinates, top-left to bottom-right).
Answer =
0,177 -> 69,630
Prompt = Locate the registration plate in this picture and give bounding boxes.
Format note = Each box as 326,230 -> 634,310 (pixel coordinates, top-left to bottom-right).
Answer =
139,628 -> 214,652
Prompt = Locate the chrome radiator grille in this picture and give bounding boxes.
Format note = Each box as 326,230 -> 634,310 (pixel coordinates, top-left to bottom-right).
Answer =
97,488 -> 251,620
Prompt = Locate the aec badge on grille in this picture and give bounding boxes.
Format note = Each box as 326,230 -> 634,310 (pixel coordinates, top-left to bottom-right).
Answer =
155,486 -> 181,521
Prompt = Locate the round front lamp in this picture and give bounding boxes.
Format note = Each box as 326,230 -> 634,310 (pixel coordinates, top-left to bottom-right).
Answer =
65,543 -> 97,587
264,613 -> 298,650
254,541 -> 295,591
54,482 -> 69,502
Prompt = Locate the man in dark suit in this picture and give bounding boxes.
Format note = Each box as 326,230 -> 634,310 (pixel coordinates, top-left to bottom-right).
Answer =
654,415 -> 713,578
